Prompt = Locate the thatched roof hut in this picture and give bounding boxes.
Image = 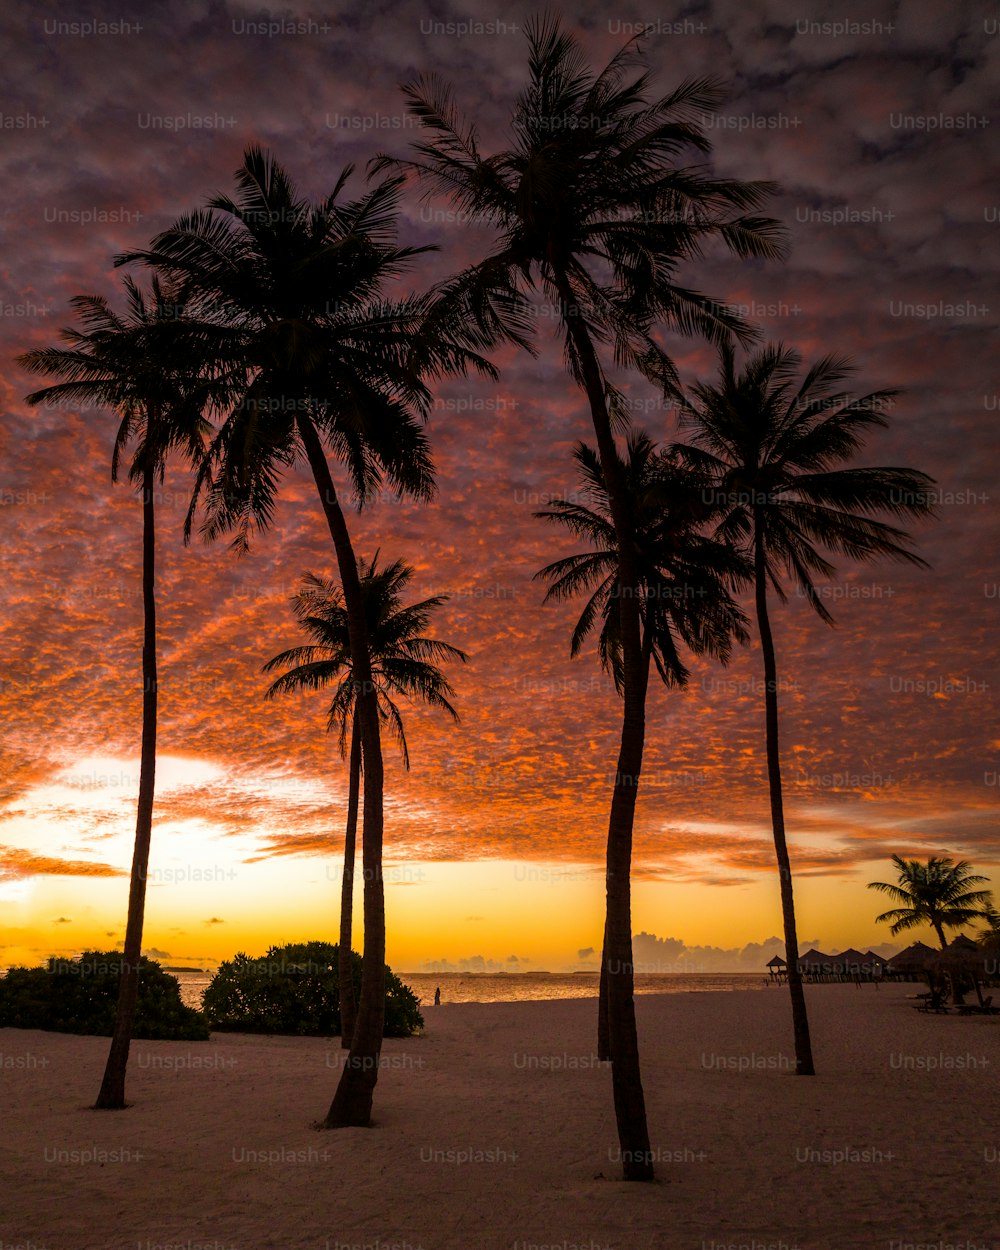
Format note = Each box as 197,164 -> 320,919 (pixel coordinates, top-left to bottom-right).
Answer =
797,948 -> 838,974
834,948 -> 870,975
885,941 -> 938,974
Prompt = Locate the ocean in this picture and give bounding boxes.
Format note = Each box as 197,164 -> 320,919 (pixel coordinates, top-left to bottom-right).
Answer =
172,968 -> 769,1010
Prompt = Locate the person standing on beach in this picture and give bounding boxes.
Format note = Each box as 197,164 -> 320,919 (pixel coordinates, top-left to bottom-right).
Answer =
434,986 -> 441,1006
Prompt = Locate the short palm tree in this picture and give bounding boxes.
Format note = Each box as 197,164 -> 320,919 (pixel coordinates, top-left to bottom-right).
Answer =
868,855 -> 993,948
671,342 -> 936,1075
19,276 -> 226,1109
262,556 -> 466,1047
535,433 -> 751,1058
118,146 -> 493,1127
377,16 -> 785,1178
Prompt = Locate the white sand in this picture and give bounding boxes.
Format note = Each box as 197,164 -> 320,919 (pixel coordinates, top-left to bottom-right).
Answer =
2,984 -> 998,1250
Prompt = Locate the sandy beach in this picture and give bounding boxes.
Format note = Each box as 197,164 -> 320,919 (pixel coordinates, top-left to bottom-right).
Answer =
2,983 -> 998,1250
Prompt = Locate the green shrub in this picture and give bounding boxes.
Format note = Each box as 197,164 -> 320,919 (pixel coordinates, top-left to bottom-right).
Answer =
0,950 -> 209,1040
202,940 -> 423,1037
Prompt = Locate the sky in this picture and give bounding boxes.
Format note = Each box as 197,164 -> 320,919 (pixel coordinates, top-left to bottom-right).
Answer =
0,0 -> 997,974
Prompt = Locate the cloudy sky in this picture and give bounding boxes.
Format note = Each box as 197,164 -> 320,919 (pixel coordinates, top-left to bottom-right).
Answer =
1,0 -> 997,972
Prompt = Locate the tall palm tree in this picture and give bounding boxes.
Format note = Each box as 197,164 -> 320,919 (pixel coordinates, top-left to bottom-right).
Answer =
868,856 -> 993,948
19,276 -> 226,1108
671,342 -> 936,1074
118,146 -> 493,1127
377,16 -> 785,1179
262,556 -> 467,1047
535,434 -> 751,1057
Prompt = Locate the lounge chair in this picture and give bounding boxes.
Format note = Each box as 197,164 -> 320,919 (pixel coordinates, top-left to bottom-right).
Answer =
956,995 -> 997,1016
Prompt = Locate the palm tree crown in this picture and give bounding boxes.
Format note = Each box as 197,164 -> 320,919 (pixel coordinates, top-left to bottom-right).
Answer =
534,432 -> 751,689
376,15 -> 786,392
868,855 -> 993,947
116,146 -> 493,549
263,555 -> 467,765
20,275 -> 223,483
670,342 -> 937,620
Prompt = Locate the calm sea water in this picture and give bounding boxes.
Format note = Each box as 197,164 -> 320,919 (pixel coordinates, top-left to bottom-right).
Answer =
172,969 -> 769,1010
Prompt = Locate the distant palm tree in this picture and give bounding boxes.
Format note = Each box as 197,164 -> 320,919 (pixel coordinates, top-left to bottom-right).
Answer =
263,556 -> 466,1047
868,855 -> 993,948
378,16 -> 785,1178
976,905 -> 1000,971
119,146 -> 492,1127
672,342 -> 936,1075
19,276 -> 227,1109
978,903 -> 1000,941
535,434 -> 751,1057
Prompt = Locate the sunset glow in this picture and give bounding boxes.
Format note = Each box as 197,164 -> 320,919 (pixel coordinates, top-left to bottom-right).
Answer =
1,1 -> 997,978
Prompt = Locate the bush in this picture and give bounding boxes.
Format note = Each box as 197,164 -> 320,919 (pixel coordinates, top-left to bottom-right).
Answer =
0,950 -> 209,1040
202,940 -> 423,1037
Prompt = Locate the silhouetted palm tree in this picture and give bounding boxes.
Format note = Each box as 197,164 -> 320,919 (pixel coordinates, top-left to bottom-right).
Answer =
868,855 -> 993,948
536,434 -> 751,1056
672,342 -> 936,1074
377,16 -> 785,1178
535,434 -> 750,691
19,277 -> 226,1109
978,903 -> 1000,942
263,556 -> 466,1047
118,146 -> 492,1127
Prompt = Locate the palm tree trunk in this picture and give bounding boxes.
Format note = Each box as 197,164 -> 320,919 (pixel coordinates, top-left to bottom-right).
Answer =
296,416 -> 386,1128
597,917 -> 610,1061
95,462 -> 158,1109
932,922 -> 948,949
754,525 -> 815,1076
597,626 -> 654,1066
338,716 -> 361,1048
554,271 -> 653,1181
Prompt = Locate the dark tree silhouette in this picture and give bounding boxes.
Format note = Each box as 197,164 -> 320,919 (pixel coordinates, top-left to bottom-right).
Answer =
377,16 -> 784,1177
869,855 -> 993,949
19,277 -> 227,1108
263,557 -> 466,1046
535,434 -> 751,1058
672,342 -> 936,1074
118,147 -> 492,1126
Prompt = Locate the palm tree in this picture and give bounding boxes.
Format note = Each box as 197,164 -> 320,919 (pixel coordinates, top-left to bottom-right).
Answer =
535,434 -> 750,700
262,556 -> 467,1047
535,434 -> 751,1057
118,146 -> 493,1127
868,855 -> 993,948
19,277 -> 226,1108
377,16 -> 785,1179
978,903 -> 1000,940
671,342 -> 936,1074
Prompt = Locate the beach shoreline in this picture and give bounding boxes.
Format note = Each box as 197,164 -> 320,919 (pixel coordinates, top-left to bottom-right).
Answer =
3,983 -> 998,1250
